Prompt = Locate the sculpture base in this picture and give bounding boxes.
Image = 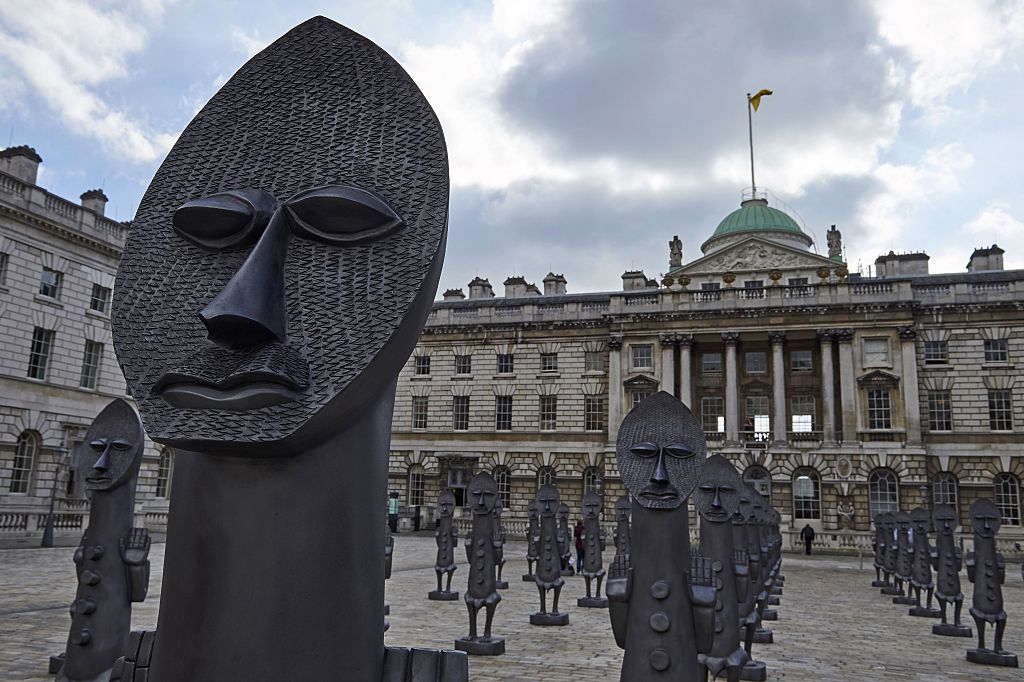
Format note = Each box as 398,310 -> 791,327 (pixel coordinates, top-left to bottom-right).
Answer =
48,654 -> 65,674
560,568 -> 575,577
521,574 -> 535,582
932,623 -> 973,638
530,612 -> 569,626
384,603 -> 391,615
880,586 -> 903,596
762,609 -> 778,621
495,580 -> 509,590
892,596 -> 916,606
770,586 -> 782,595
382,646 -> 470,682
739,660 -> 767,681
767,595 -> 780,606
908,606 -> 941,618
577,596 -> 608,608
871,580 -> 888,587
966,649 -> 1019,667
429,590 -> 460,601
454,637 -> 505,656
752,628 -> 773,644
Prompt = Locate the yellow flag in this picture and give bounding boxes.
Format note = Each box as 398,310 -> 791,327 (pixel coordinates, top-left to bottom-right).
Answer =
750,88 -> 773,111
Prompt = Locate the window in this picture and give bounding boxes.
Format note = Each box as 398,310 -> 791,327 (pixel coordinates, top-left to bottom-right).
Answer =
452,396 -> 469,431
455,354 -> 472,375
497,353 -> 514,374
933,472 -> 957,509
407,464 -> 425,506
868,469 -> 899,518
155,448 -> 174,499
792,469 -> 820,519
863,338 -> 890,366
744,465 -> 771,503
790,350 -> 812,372
790,395 -> 815,432
414,356 -> 431,375
39,267 -> 62,298
539,395 -> 557,431
495,396 -> 513,431
697,282 -> 722,301
923,340 -> 948,364
540,352 -> 558,372
493,466 -> 511,508
585,351 -> 606,373
742,280 -> 765,298
994,473 -> 1021,526
79,340 -> 103,389
866,387 -> 892,429
701,396 -> 724,433
585,395 -> 606,431
744,395 -> 769,440
927,390 -> 952,431
988,389 -> 1013,431
27,328 -> 55,380
537,466 -> 555,489
583,466 -> 602,495
9,431 -> 39,493
631,344 -> 653,370
787,277 -> 808,286
630,390 -> 652,409
412,396 -> 428,429
0,252 -> 8,285
702,352 -> 722,374
745,351 -> 767,374
89,284 -> 111,313
984,338 -> 1009,363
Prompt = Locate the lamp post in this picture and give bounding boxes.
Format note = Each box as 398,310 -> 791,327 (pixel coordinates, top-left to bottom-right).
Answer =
41,445 -> 70,548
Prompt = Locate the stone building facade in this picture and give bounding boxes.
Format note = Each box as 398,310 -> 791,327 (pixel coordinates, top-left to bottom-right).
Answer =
389,193 -> 1024,551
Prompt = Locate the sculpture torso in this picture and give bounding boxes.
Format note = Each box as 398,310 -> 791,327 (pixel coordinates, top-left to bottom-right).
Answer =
436,516 -> 456,570
466,513 -> 496,600
536,515 -> 561,583
696,518 -> 743,663
970,537 -> 1004,620
933,532 -> 961,600
614,517 -> 631,558
583,516 -> 603,575
910,527 -> 933,587
895,526 -> 913,580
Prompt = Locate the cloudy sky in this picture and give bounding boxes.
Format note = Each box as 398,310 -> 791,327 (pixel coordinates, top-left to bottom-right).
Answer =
2,0 -> 1023,295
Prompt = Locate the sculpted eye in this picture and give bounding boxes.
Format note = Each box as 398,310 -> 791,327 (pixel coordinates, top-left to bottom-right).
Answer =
284,185 -> 404,245
90,439 -> 107,451
173,189 -> 278,250
664,443 -> 695,459
111,439 -> 133,451
629,442 -> 659,458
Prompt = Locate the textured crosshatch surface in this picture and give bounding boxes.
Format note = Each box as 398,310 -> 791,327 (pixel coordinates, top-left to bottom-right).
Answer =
111,16 -> 448,447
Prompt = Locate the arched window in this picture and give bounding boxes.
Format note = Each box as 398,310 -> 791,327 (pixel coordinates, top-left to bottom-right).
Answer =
407,464 -> 425,507
932,472 -> 957,510
743,465 -> 772,504
155,448 -> 174,499
792,468 -> 820,520
583,466 -> 602,496
537,466 -> 555,490
868,469 -> 900,518
493,465 -> 511,509
994,473 -> 1021,526
9,430 -> 39,494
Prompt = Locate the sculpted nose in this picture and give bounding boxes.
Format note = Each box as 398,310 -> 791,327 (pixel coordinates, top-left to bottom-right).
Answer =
200,209 -> 289,348
93,448 -> 110,473
711,488 -> 722,508
650,450 -> 669,484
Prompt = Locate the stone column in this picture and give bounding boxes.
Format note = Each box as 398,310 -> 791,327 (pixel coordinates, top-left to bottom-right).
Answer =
607,336 -> 624,442
660,333 -> 677,397
818,329 -> 836,443
835,328 -> 857,442
899,325 -> 922,444
723,332 -> 740,444
678,334 -> 694,408
769,331 -> 787,444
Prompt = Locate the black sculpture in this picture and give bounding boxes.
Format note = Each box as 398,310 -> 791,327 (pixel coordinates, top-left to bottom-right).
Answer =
871,513 -> 889,588
431,490 -> 459,601
612,495 -> 632,560
109,17 -> 466,681
493,502 -> 508,589
385,524 -> 394,628
607,391 -> 706,681
739,494 -> 768,682
454,472 -> 504,656
51,400 -> 150,682
907,507 -> 940,617
522,500 -> 540,582
531,485 -> 568,625
892,511 -> 916,605
749,504 -> 775,645
931,504 -> 971,637
965,498 -> 1018,667
879,514 -> 903,596
693,455 -> 749,681
557,502 -> 575,576
577,491 -> 608,608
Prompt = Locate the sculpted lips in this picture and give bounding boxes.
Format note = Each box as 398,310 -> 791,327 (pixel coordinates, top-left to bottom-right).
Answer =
639,484 -> 680,501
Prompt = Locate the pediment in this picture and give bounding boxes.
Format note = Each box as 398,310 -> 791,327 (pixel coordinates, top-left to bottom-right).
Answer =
857,370 -> 900,385
623,374 -> 660,390
673,237 -> 838,276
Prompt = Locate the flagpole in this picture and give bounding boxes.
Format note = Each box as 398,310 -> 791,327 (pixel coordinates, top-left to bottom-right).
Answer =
747,92 -> 756,194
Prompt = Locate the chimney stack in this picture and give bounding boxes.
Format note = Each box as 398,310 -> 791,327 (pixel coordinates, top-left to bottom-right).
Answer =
0,145 -> 42,185
442,288 -> 466,301
543,272 -> 567,296
80,189 -> 109,216
467,277 -> 495,299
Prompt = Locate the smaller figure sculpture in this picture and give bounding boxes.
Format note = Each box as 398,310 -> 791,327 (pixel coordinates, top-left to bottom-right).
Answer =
612,495 -> 631,561
492,502 -> 508,589
577,492 -> 608,608
836,499 -> 855,530
669,235 -> 683,268
880,514 -> 903,596
908,507 -> 940,618
522,500 -> 540,582
871,513 -> 889,588
739,496 -> 768,681
965,498 -> 1018,667
454,472 -> 505,656
931,504 -> 972,638
430,490 -> 459,601
384,524 -> 394,628
892,512 -> 916,605
826,225 -> 842,259
531,485 -> 568,626
557,503 -> 574,576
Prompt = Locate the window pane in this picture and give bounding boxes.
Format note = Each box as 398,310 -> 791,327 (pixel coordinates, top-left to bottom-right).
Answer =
540,352 -> 558,372
923,340 -> 948,364
408,465 -> 425,506
701,397 -> 724,433
702,352 -> 722,374
984,339 -> 1009,363
539,396 -> 557,430
631,391 -> 652,409
791,395 -> 815,432
156,449 -> 173,498
744,395 -> 769,439
994,474 -> 1021,526
452,396 -> 469,430
0,252 -> 8,285
868,469 -> 899,518
793,471 -> 820,519
927,390 -> 952,431
988,389 -> 1013,430
790,350 -> 813,372
497,354 -> 514,374
585,351 -> 606,373
414,356 -> 431,375
867,388 -> 892,429
537,466 -> 555,489
494,466 -> 511,508
495,396 -> 513,430
9,431 -> 38,493
39,268 -> 61,298
79,341 -> 103,389
27,328 -> 55,380
863,338 -> 890,365
932,473 -> 957,508
585,395 -> 606,431
89,284 -> 111,313
745,351 -> 767,374
583,467 -> 602,495
631,345 -> 653,370
455,355 -> 472,374
412,396 -> 428,429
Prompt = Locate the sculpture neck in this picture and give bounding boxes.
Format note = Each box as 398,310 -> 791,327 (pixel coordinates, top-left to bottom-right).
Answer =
86,478 -> 137,537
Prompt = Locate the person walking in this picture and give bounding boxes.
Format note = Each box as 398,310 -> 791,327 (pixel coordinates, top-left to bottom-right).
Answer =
573,519 -> 585,572
800,523 -> 815,555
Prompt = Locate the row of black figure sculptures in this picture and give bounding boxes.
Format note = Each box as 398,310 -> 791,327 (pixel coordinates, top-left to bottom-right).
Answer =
870,502 -> 1019,667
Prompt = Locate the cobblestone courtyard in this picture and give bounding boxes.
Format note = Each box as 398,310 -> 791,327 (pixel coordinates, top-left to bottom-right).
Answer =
1,535 -> 1021,681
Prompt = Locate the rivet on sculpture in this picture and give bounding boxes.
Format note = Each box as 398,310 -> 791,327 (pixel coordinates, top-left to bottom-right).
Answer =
454,472 -> 505,656
522,500 -> 540,582
51,399 -> 150,682
930,504 -> 972,638
109,16 -> 467,681
530,484 -> 569,626
577,491 -> 608,608
891,511 -> 917,605
879,513 -> 903,596
907,507 -> 940,618
431,490 -> 459,601
612,495 -> 632,561
607,391 -> 706,681
965,498 -> 1018,667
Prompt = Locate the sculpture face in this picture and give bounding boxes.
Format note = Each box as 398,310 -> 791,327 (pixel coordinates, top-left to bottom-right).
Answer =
615,391 -> 706,510
733,492 -> 751,525
694,454 -> 742,523
78,399 -> 145,492
932,504 -> 957,536
614,496 -> 631,522
468,473 -> 498,516
537,485 -> 559,518
582,492 -> 602,520
970,498 -> 1001,538
894,512 -> 911,533
438,491 -> 456,517
558,503 -> 570,522
111,18 -> 448,455
910,507 -> 929,535
527,500 -> 539,521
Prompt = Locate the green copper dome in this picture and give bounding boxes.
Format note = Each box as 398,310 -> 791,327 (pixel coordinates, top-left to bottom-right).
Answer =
712,199 -> 802,237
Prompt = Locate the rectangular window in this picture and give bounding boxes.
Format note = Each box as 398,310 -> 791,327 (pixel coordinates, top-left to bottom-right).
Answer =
39,268 -> 62,299
455,354 -> 472,375
584,395 -> 606,431
790,350 -> 813,372
631,344 -> 653,370
923,340 -> 948,364
452,396 -> 470,431
630,391 -> 652,409
701,396 -> 724,433
408,469 -> 424,507
414,356 -> 431,375
27,328 -> 55,380
742,280 -> 765,298
497,353 -> 514,374
697,282 -> 722,301
744,395 -> 770,440
984,339 -> 1009,363
791,395 -> 815,432
540,352 -> 558,372
745,351 -> 767,374
495,396 -> 513,430
702,352 -> 722,374
787,277 -> 809,286
412,396 -> 428,429
89,284 -> 111,313
0,252 -> 8,285
863,338 -> 890,366
927,390 -> 952,431
988,389 -> 1013,431
585,351 -> 606,373
79,340 -> 103,389
539,395 -> 557,431
866,388 -> 892,429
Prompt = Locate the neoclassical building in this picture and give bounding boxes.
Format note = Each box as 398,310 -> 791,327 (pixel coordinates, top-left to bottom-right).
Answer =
389,192 -> 1023,550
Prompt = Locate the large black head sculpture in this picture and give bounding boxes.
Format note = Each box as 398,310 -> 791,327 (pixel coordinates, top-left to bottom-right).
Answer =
537,485 -> 560,517
910,507 -> 930,535
615,391 -> 705,510
468,473 -> 498,516
527,500 -> 539,521
582,492 -> 602,520
111,16 -> 448,455
932,504 -> 958,537
78,399 -> 144,492
614,495 -> 631,522
970,498 -> 1001,539
694,454 -> 742,523
439,490 -> 456,518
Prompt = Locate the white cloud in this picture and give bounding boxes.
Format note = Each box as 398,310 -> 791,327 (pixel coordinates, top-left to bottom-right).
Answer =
964,202 -> 1024,238
229,26 -> 268,59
